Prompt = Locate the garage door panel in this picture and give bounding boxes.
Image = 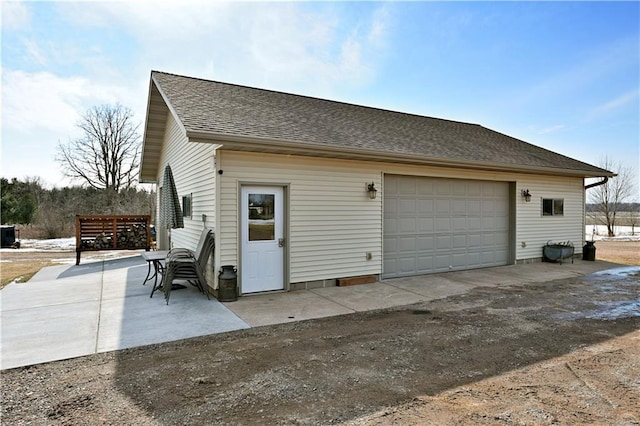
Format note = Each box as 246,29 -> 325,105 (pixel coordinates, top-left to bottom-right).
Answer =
452,199 -> 467,214
468,217 -> 482,231
418,199 -> 434,213
399,218 -> 417,233
482,200 -> 496,214
435,254 -> 451,269
384,257 -> 397,274
452,181 -> 467,196
436,199 -> 450,214
383,237 -> 397,252
468,200 -> 481,214
482,183 -> 497,196
452,217 -> 467,229
417,236 -> 435,250
399,179 -> 416,194
468,182 -> 482,196
495,231 -> 509,245
436,181 -> 451,195
496,202 -> 509,215
417,180 -> 435,195
384,175 -> 511,279
435,218 -> 451,232
495,183 -> 509,197
384,197 -> 397,214
482,251 -> 499,264
453,234 -> 467,249
398,257 -> 416,274
468,233 -> 482,247
482,233 -> 496,245
386,176 -> 399,194
418,218 -> 434,232
417,256 -> 433,271
399,198 -> 416,213
452,252 -> 468,267
384,218 -> 397,234
436,235 -> 452,249
483,217 -> 499,230
398,236 -> 417,252
466,251 -> 482,267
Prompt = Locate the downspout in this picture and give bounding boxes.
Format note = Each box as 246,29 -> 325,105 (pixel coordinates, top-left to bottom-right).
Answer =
583,177 -> 609,243
584,177 -> 608,190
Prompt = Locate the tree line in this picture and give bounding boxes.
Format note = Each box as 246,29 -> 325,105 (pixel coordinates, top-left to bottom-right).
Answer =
2,103 -> 152,239
586,203 -> 639,212
1,177 -> 155,239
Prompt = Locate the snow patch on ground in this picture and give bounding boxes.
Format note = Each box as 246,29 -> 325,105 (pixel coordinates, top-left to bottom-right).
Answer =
14,238 -> 76,251
586,225 -> 640,242
0,238 -> 140,263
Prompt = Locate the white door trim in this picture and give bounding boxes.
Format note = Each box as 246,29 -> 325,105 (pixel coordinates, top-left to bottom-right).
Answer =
240,185 -> 286,294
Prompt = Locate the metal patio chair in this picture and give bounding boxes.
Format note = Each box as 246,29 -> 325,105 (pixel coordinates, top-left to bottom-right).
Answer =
149,228 -> 213,298
162,229 -> 215,304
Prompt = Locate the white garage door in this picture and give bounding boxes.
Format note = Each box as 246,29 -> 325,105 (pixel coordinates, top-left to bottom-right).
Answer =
383,175 -> 511,278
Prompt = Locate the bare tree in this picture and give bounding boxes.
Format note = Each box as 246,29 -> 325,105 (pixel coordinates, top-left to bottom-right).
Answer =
587,157 -> 636,237
628,204 -> 639,236
57,104 -> 141,191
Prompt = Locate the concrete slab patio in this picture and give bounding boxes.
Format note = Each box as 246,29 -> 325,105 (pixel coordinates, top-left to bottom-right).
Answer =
1,255 -> 620,370
1,256 -> 249,370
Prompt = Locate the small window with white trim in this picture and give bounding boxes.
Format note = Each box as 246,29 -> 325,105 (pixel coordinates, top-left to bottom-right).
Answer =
182,194 -> 192,218
542,198 -> 563,216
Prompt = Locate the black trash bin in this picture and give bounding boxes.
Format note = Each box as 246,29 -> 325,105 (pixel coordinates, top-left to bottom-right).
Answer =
582,241 -> 596,261
1,226 -> 18,248
217,265 -> 238,302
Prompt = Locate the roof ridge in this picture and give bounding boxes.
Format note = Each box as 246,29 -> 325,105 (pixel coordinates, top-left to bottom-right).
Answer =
150,70 -> 483,128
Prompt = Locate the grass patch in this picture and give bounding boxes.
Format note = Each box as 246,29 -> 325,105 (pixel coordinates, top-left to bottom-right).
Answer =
596,253 -> 639,266
0,261 -> 59,289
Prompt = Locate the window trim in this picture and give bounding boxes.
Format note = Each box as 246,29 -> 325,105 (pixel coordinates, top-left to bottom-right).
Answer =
542,198 -> 564,216
182,193 -> 192,218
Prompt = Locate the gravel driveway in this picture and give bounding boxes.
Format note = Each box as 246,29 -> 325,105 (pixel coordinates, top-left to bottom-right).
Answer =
2,265 -> 638,425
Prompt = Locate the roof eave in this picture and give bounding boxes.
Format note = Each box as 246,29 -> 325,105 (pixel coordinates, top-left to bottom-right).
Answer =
139,72 -> 190,183
185,130 -> 614,178
139,79 -> 157,183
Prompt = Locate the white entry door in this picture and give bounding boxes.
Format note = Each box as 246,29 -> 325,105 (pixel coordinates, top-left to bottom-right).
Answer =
241,186 -> 285,293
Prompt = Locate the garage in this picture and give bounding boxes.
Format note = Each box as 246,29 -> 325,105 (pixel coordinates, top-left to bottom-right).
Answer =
383,175 -> 512,278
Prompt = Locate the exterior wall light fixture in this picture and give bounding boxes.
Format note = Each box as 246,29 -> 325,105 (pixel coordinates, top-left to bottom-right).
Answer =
367,182 -> 378,199
521,189 -> 532,202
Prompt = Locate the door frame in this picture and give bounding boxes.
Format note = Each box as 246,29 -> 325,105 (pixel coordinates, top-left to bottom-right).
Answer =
238,182 -> 290,294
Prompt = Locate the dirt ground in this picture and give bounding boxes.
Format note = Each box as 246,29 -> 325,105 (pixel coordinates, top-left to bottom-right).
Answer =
595,240 -> 640,265
1,244 -> 639,425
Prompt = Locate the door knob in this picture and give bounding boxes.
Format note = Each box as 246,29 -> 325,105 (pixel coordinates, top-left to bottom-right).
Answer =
278,238 -> 285,248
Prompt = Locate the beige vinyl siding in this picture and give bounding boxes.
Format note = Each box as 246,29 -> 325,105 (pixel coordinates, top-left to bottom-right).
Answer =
513,175 -> 585,259
219,151 -> 382,284
157,112 -> 218,251
217,151 -> 587,283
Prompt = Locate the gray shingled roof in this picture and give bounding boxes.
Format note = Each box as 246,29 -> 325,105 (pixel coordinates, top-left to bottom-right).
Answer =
143,71 -> 611,179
